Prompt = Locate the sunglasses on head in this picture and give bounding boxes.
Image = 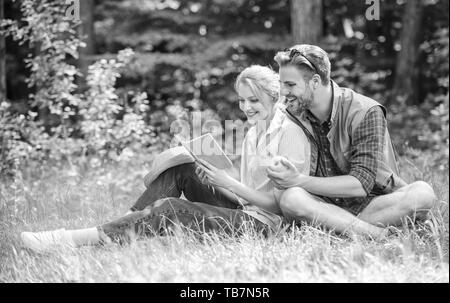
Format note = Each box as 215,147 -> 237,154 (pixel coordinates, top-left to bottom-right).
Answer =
283,48 -> 319,74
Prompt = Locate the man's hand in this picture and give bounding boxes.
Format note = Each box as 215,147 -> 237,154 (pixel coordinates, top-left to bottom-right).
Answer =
267,156 -> 305,189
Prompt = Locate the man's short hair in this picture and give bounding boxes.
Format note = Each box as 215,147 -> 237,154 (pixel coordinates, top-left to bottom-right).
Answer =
274,44 -> 331,86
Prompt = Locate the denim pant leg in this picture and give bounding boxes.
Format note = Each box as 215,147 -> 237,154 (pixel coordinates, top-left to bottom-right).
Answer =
130,163 -> 238,211
135,198 -> 270,237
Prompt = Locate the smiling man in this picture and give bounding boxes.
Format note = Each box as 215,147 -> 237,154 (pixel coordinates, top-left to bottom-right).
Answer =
267,44 -> 436,239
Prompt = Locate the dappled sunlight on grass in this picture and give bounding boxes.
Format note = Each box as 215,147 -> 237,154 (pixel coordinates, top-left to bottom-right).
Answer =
4,222 -> 448,283
0,156 -> 448,283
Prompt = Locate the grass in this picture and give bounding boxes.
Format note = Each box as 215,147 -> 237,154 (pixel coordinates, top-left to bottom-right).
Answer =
0,153 -> 448,283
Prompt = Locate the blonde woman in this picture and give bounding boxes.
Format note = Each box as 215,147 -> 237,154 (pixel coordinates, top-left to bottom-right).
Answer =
21,65 -> 310,251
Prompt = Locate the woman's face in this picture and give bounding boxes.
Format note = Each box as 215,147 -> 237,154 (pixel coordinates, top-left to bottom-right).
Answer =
237,83 -> 275,125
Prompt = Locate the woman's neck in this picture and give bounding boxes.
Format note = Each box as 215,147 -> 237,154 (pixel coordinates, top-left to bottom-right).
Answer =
252,106 -> 277,138
255,120 -> 269,136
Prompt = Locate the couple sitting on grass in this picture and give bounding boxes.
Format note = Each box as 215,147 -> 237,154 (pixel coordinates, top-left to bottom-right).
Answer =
21,44 -> 436,252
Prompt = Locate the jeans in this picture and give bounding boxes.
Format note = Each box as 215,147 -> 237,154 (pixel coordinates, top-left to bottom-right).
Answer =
134,197 -> 270,237
129,164 -> 273,236
131,163 -> 238,211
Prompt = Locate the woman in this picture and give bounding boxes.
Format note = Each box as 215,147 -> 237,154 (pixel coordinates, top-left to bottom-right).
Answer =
21,65 -> 310,252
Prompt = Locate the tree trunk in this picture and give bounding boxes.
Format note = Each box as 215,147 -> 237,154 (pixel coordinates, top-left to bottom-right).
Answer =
290,0 -> 323,45
80,0 -> 96,56
0,0 -> 6,101
78,0 -> 96,83
393,0 -> 424,105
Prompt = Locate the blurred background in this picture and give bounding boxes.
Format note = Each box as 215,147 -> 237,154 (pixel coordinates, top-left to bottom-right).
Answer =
0,0 -> 448,178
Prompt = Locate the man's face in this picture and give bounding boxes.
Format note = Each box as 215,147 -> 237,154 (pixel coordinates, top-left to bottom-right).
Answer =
279,65 -> 314,116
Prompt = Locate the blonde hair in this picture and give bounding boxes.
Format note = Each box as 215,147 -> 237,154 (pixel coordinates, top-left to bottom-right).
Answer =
234,65 -> 280,104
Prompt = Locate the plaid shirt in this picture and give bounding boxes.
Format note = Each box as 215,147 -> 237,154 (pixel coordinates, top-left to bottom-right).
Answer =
304,106 -> 387,212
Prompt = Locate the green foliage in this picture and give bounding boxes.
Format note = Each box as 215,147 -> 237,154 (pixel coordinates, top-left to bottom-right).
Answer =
0,103 -> 34,177
0,1 -> 166,178
0,0 -> 85,175
0,49 -> 165,178
1,0 -> 84,119
390,27 -> 449,172
80,48 -> 163,162
1,0 -> 448,178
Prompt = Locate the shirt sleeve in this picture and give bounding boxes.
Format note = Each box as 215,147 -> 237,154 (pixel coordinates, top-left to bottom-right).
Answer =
348,106 -> 387,195
277,121 -> 311,175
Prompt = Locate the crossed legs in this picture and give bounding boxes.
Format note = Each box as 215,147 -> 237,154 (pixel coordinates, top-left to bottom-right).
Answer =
130,163 -> 238,212
357,181 -> 436,226
278,181 -> 436,238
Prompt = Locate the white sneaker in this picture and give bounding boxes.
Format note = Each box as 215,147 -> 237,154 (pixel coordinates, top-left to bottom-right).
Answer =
21,229 -> 77,252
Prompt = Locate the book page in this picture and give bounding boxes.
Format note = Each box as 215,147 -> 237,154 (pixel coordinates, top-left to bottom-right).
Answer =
180,133 -> 233,170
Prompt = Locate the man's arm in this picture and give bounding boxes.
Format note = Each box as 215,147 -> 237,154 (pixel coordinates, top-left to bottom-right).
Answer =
268,161 -> 367,197
288,174 -> 367,197
268,107 -> 387,198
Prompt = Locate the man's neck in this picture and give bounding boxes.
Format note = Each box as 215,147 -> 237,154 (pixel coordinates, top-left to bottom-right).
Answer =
308,84 -> 333,123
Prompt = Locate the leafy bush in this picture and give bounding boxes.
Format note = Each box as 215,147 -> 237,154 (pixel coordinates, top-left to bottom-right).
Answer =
79,48 -> 164,162
0,103 -> 33,178
1,0 -> 448,179
390,27 -> 449,171
0,0 -> 84,122
0,1 -> 165,179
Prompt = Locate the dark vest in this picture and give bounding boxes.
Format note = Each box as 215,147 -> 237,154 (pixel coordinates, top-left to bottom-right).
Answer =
287,81 -> 405,193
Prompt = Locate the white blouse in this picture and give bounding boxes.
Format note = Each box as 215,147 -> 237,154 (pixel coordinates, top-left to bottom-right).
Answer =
239,106 -> 311,229
240,107 -> 311,194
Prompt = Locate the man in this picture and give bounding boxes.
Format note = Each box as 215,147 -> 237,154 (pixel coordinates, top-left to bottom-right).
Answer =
267,44 -> 436,239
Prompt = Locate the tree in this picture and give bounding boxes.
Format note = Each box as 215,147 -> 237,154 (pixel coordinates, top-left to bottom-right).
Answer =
79,0 -> 96,75
290,0 -> 323,44
0,0 -> 6,101
393,0 -> 424,105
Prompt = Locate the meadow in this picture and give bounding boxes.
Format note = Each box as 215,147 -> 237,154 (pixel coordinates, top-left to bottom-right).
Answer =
0,153 -> 448,283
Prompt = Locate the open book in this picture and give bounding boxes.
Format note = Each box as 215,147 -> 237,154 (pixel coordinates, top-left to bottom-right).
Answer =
178,133 -> 233,170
